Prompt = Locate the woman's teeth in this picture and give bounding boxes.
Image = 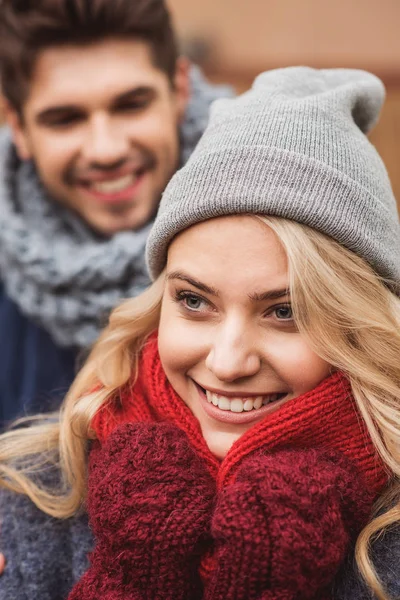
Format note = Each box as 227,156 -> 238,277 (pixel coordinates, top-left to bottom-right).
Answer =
205,391 -> 283,413
89,174 -> 137,194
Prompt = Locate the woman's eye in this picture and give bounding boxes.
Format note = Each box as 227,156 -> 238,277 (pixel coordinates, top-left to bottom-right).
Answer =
184,295 -> 204,310
271,304 -> 294,320
175,291 -> 209,312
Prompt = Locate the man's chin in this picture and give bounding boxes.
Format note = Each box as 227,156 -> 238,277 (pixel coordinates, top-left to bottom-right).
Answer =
81,207 -> 154,237
48,183 -> 160,235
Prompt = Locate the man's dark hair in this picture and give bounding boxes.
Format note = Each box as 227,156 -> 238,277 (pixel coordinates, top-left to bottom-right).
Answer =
0,0 -> 179,112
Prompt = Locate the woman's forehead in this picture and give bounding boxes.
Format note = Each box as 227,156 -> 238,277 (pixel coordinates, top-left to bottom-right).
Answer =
168,214 -> 281,251
166,215 -> 289,296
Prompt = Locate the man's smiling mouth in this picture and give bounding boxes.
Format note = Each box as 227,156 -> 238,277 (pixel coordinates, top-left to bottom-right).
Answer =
80,166 -> 147,195
87,173 -> 140,194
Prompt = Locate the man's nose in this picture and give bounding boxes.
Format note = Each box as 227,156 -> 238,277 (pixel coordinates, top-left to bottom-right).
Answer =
83,114 -> 130,167
205,322 -> 261,383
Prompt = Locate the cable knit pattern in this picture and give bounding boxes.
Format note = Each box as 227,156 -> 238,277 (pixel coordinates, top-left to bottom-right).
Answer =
205,448 -> 374,600
68,422 -> 215,600
0,68 -> 233,348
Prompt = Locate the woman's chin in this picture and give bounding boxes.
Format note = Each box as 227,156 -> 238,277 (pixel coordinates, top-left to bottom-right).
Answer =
202,428 -> 242,461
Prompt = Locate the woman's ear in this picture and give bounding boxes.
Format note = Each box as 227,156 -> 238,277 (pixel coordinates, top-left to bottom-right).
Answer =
173,56 -> 191,124
1,97 -> 32,160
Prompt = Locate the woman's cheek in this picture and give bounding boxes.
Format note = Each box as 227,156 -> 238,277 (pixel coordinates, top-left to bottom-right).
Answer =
158,318 -> 212,376
265,334 -> 331,392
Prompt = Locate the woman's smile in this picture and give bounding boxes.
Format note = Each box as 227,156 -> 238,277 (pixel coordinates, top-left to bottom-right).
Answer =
193,380 -> 290,424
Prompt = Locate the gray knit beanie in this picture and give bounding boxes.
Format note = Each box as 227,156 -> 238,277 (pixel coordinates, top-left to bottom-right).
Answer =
146,67 -> 400,287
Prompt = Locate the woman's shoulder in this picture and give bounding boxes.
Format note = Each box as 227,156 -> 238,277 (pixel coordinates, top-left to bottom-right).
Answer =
372,522 -> 400,597
334,523 -> 400,599
0,470 -> 93,599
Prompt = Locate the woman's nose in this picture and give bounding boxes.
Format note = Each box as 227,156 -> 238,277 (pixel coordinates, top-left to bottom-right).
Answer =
205,325 -> 261,383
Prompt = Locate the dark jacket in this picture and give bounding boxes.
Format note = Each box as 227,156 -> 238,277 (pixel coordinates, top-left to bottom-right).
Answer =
0,282 -> 77,426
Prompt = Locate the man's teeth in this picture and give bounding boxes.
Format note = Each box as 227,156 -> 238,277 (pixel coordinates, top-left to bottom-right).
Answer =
205,391 -> 282,413
89,174 -> 136,194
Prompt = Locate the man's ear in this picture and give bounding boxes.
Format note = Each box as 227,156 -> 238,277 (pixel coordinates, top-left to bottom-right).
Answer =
173,56 -> 191,124
1,97 -> 32,160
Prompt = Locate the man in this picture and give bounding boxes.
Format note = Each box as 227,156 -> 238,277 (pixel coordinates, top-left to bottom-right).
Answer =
0,0 -> 232,424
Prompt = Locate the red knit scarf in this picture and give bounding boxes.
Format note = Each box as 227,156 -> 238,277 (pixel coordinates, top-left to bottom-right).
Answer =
92,333 -> 388,495
83,334 -> 391,599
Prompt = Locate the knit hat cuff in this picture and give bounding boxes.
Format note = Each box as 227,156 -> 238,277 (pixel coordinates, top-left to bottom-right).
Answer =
146,146 -> 400,284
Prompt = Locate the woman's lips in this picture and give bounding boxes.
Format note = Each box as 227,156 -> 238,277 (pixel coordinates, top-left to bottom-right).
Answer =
194,382 -> 289,425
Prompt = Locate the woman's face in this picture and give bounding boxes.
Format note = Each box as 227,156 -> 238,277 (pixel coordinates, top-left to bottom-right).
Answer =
158,215 -> 331,459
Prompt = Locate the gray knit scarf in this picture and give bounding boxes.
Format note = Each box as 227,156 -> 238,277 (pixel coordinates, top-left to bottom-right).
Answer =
0,68 -> 232,349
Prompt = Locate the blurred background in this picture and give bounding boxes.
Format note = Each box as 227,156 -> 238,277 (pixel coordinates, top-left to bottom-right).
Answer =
168,0 -> 400,208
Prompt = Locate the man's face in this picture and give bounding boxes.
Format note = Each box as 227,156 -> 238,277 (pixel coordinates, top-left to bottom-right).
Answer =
7,39 -> 189,235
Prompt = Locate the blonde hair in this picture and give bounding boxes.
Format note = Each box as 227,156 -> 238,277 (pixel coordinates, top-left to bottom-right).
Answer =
1,216 -> 400,599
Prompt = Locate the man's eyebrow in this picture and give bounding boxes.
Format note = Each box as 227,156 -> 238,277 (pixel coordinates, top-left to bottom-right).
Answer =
166,271 -> 219,297
113,86 -> 157,104
249,288 -> 290,302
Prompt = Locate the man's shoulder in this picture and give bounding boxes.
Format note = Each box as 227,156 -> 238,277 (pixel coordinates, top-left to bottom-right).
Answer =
0,126 -> 12,161
0,126 -> 11,144
0,282 -> 77,423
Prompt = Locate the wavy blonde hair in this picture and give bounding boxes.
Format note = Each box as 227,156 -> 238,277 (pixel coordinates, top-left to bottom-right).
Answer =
0,216 -> 400,600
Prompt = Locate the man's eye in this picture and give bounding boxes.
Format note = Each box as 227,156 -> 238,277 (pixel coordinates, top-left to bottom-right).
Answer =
47,115 -> 82,128
117,99 -> 150,112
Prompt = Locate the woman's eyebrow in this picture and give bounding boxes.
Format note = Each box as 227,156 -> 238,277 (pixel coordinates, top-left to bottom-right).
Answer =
167,271 -> 289,302
166,271 -> 219,297
249,288 -> 290,302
